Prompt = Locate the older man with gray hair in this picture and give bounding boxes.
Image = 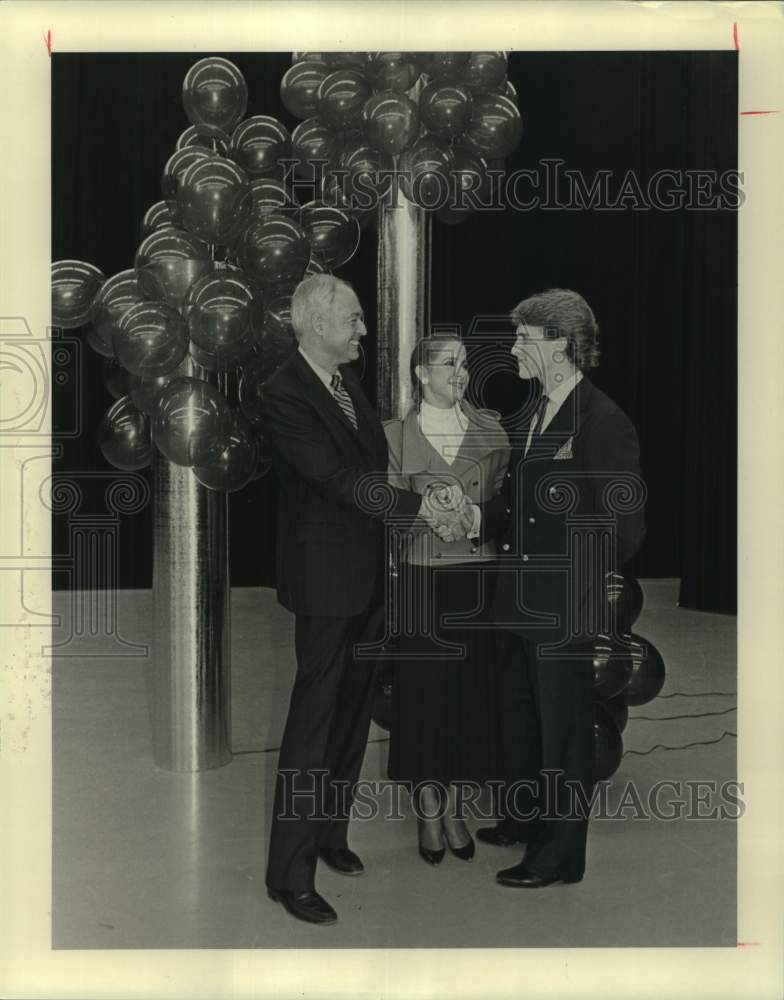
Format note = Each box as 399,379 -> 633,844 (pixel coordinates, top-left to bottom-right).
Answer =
261,274 -> 466,925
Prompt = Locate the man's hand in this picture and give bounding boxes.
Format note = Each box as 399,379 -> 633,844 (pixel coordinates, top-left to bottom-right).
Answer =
419,483 -> 474,543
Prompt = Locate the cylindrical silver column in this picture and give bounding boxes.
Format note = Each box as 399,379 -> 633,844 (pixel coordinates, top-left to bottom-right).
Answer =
376,193 -> 431,420
149,364 -> 232,772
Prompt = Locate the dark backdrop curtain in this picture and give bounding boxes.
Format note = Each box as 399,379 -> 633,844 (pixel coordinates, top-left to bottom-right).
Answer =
52,50 -> 737,612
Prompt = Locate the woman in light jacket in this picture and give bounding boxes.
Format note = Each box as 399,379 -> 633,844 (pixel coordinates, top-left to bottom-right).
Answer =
383,333 -> 511,865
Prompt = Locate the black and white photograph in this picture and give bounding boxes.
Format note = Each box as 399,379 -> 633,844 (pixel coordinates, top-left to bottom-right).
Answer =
2,2 -> 783,998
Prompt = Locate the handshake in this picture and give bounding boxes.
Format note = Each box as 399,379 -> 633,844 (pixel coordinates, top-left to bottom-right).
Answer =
418,482 -> 477,544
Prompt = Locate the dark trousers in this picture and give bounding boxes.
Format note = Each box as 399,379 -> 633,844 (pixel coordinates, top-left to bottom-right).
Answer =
265,607 -> 380,893
495,631 -> 595,880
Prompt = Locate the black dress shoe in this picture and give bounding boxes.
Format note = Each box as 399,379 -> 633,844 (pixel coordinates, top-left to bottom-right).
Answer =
495,862 -> 582,888
476,824 -> 523,847
268,888 -> 338,924
318,846 -> 364,875
442,821 -> 475,861
417,818 -> 445,866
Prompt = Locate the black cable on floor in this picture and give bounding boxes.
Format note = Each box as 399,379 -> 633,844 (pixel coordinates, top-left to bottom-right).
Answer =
657,690 -> 737,698
622,730 -> 736,757
629,706 -> 737,722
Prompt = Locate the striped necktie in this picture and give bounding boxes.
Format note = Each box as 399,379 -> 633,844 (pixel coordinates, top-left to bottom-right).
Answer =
330,372 -> 358,430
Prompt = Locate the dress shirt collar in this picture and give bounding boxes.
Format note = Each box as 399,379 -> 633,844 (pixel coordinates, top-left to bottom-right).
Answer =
542,369 -> 583,429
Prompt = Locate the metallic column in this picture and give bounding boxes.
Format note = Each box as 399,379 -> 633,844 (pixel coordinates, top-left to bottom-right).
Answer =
149,358 -> 232,772
376,192 -> 431,421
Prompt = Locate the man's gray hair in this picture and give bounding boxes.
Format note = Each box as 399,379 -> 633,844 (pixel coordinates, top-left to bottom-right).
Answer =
290,274 -> 353,339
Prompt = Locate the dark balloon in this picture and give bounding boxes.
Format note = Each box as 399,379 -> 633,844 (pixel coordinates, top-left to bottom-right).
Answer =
624,633 -> 666,706
175,124 -> 230,157
182,57 -> 248,134
368,52 -> 420,93
304,255 -> 331,277
592,635 -> 633,701
332,136 -> 390,212
135,228 -> 213,308
460,51 -> 507,94
494,77 -> 519,102
280,60 -> 330,120
152,376 -> 235,467
321,53 -> 372,71
464,92 -> 523,158
229,116 -> 291,178
98,395 -> 154,471
300,201 -> 360,269
602,692 -> 629,734
114,301 -> 189,377
193,413 -> 259,492
398,136 -> 453,210
417,52 -> 471,81
419,81 -> 473,139
51,260 -> 105,330
363,91 -> 419,155
250,178 -> 297,214
317,69 -> 372,129
102,356 -> 133,400
184,271 -> 262,369
291,118 -> 339,180
238,213 -> 311,290
129,372 -> 177,415
161,147 -> 211,200
264,293 -> 294,340
292,52 -> 325,64
140,200 -> 181,240
606,572 -> 644,629
594,703 -> 623,781
90,269 -> 146,355
177,154 -> 252,244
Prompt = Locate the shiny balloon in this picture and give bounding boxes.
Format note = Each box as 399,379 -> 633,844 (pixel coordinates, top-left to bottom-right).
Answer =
594,703 -> 623,781
624,633 -> 666,706
317,69 -> 372,129
305,255 -> 331,277
135,228 -> 213,308
419,81 -> 473,139
291,118 -> 339,180
140,200 -> 181,240
368,52 -> 420,93
189,339 -> 256,373
280,60 -> 330,120
176,154 -> 252,244
114,301 -> 189,378
292,52 -> 326,64
90,269 -> 146,355
398,136 -> 453,210
446,146 -> 491,215
184,271 -> 262,367
264,293 -> 294,340
250,177 -> 297,214
606,572 -> 644,629
460,51 -> 508,94
102,356 -> 133,400
193,413 -> 259,492
417,52 -> 471,81
129,372 -> 177,415
592,635 -> 633,701
152,376 -> 235,467
83,326 -> 114,358
464,92 -> 523,158
341,137 -> 390,212
161,147 -> 210,200
363,91 -> 419,155
494,78 -> 519,102
175,124 -> 230,156
238,213 -> 311,290
300,201 -> 361,269
229,116 -> 291,179
322,52 -> 372,71
182,57 -> 248,134
602,692 -> 629,734
51,260 -> 105,329
98,395 -> 154,471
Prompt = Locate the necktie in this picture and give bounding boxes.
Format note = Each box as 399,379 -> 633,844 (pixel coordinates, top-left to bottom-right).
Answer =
525,392 -> 549,455
330,372 -> 358,430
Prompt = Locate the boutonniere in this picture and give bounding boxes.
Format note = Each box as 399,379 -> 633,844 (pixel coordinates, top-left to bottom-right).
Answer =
553,437 -> 574,460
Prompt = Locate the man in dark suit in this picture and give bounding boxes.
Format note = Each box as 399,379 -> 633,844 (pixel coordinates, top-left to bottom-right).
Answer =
475,288 -> 646,887
261,274 -> 465,924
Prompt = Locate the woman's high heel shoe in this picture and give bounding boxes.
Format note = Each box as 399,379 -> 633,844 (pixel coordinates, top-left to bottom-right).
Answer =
417,818 -> 445,866
442,819 -> 475,862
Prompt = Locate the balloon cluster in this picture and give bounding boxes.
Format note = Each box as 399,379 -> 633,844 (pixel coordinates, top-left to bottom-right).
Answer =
51,55 -> 372,490
281,51 -> 522,224
592,574 -> 666,780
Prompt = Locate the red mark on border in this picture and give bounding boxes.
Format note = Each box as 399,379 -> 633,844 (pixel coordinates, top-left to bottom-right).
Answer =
43,29 -> 52,56
737,941 -> 760,947
740,110 -> 780,116
733,22 -> 739,51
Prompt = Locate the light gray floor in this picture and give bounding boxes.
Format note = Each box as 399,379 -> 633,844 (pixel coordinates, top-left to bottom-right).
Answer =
52,580 -> 737,948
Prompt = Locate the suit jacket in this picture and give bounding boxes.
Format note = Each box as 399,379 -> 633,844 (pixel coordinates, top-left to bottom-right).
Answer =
261,350 -> 422,618
483,376 -> 646,650
384,402 -> 511,565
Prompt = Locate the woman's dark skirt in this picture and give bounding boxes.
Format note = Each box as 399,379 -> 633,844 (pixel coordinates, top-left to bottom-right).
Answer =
387,561 -> 502,786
